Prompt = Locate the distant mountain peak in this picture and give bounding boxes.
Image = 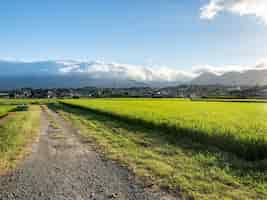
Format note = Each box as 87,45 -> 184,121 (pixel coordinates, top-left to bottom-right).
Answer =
191,68 -> 267,86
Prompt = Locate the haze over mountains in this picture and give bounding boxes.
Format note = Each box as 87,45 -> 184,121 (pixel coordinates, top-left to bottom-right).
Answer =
0,60 -> 266,89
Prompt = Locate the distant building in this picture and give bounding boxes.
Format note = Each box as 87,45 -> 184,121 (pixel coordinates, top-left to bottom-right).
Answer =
256,89 -> 267,98
0,93 -> 9,98
47,90 -> 62,98
227,86 -> 241,92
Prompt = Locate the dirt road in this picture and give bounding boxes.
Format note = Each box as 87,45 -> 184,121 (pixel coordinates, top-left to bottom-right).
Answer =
0,107 -> 178,200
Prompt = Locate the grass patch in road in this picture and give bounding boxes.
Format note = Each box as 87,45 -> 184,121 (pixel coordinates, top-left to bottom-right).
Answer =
49,103 -> 267,200
42,105 -> 61,130
0,106 -> 41,173
49,132 -> 65,140
48,115 -> 60,130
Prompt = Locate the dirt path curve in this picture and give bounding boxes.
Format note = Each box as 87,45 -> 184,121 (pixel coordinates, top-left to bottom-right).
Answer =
0,107 -> 178,200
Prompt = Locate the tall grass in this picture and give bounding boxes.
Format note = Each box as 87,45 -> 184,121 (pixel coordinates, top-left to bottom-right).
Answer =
0,106 -> 41,172
61,99 -> 267,161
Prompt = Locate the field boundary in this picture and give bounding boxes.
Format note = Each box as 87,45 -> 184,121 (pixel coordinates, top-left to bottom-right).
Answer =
59,101 -> 267,161
191,98 -> 267,103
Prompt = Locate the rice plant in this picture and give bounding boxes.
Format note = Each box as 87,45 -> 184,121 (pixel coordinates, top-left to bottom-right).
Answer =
61,98 -> 267,161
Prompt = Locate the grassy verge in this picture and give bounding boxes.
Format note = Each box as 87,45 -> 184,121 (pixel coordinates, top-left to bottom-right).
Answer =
0,106 -> 41,173
0,99 -> 57,105
50,103 -> 267,200
0,105 -> 16,118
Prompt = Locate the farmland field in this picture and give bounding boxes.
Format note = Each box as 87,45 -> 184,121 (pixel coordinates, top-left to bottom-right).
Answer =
1,98 -> 267,199
61,98 -> 267,161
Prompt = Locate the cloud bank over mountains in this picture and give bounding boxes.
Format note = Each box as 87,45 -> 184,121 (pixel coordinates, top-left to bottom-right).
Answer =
2,59 -> 266,81
56,60 -> 195,83
192,60 -> 267,75
0,59 -> 266,88
57,60 -> 267,80
201,0 -> 267,25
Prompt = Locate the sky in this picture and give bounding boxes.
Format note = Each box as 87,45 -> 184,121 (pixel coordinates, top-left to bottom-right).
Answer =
0,0 -> 267,70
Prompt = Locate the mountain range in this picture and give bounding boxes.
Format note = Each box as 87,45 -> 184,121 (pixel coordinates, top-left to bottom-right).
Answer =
191,70 -> 267,86
0,60 -> 266,89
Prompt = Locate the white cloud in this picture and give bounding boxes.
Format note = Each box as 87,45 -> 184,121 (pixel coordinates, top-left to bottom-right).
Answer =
200,0 -> 267,25
192,60 -> 267,75
200,0 -> 224,19
57,60 -> 196,83
192,64 -> 248,75
56,59 -> 267,82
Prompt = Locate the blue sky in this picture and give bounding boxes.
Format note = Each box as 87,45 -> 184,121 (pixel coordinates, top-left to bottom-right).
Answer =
0,0 -> 266,69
